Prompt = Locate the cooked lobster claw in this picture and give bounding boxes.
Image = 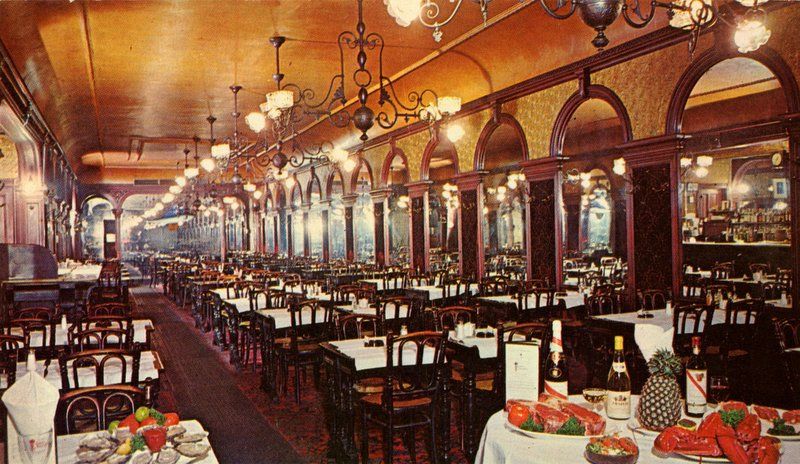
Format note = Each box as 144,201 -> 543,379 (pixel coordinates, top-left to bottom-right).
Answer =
736,413 -> 761,444
654,426 -> 722,456
756,436 -> 781,464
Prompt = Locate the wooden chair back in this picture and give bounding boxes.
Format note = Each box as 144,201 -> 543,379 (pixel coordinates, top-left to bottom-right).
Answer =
58,348 -> 141,390
56,385 -> 149,435
336,314 -> 383,340
434,306 -> 477,331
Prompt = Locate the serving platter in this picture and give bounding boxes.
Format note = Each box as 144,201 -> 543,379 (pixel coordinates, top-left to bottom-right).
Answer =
503,413 -> 604,440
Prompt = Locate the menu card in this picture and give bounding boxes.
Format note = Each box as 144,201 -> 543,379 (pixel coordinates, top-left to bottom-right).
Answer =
505,340 -> 540,402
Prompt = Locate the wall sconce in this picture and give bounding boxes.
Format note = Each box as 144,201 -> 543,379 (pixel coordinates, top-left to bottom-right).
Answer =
681,154 -> 713,178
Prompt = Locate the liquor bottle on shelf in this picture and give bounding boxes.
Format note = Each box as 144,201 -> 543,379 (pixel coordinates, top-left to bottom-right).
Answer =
606,336 -> 631,420
544,320 -> 568,400
685,336 -> 708,418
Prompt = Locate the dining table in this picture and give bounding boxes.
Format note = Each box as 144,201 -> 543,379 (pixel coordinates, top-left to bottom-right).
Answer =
478,291 -> 585,309
319,336 -> 450,464
48,419 -> 218,463
7,319 -> 154,349
476,395 -> 800,463
1,350 -> 162,391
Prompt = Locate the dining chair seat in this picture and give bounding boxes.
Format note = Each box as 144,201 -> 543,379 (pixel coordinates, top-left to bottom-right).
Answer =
361,393 -> 433,410
354,377 -> 385,395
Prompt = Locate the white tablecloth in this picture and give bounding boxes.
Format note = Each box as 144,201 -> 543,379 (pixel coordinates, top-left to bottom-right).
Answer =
476,395 -> 800,463
5,351 -> 160,390
253,308 -> 316,329
410,284 -> 474,300
329,337 -> 434,371
336,303 -> 411,320
478,292 -> 584,309
8,320 -> 152,347
54,420 -> 218,464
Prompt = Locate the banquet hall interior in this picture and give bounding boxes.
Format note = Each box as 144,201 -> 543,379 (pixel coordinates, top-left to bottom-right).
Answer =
0,1 -> 799,463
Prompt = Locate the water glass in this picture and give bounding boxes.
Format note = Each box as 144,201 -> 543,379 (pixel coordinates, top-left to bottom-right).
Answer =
17,429 -> 52,464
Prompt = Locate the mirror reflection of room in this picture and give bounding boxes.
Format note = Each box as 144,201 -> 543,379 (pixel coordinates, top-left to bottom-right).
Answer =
558,97 -> 628,291
427,140 -> 459,272
386,155 -> 410,267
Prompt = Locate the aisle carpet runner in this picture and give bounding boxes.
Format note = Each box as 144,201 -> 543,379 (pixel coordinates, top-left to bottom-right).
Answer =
156,289 -> 469,463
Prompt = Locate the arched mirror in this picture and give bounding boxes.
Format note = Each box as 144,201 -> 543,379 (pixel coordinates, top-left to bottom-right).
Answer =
226,197 -> 246,252
328,169 -> 346,261
275,186 -> 288,255
308,174 -> 324,260
353,160 -> 374,263
81,196 -> 115,261
386,152 -> 410,266
426,139 -> 459,272
290,182 -> 304,256
263,192 -> 275,254
120,194 -> 161,257
559,95 -> 629,290
679,57 -> 791,296
479,120 -> 528,278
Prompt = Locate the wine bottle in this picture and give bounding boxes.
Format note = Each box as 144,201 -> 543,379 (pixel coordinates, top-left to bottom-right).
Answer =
606,336 -> 631,420
685,336 -> 707,418
544,320 -> 568,400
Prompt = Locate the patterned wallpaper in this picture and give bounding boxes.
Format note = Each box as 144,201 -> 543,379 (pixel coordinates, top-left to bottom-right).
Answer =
396,129 -> 432,182
452,109 -> 491,171
0,135 -> 19,179
510,81 -> 577,159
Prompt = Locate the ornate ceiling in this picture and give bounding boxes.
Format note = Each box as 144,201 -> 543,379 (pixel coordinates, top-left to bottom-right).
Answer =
0,0 -> 667,182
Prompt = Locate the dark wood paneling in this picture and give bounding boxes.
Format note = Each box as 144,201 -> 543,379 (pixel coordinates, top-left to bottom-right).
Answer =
345,206 -> 354,262
460,189 -> 479,279
373,202 -> 385,267
528,179 -> 556,283
322,210 -> 330,263
411,197 -> 425,272
631,164 -> 673,291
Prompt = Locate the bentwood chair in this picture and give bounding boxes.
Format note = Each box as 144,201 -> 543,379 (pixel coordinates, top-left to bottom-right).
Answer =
70,327 -> 131,352
275,300 -> 332,405
433,306 -> 477,332
0,334 -> 28,388
639,289 -> 669,311
58,348 -> 141,391
585,294 -> 620,316
377,296 -> 422,333
672,304 -> 714,358
56,385 -> 150,435
360,332 -> 449,464
774,318 -> 800,408
336,314 -> 383,340
87,302 -> 130,318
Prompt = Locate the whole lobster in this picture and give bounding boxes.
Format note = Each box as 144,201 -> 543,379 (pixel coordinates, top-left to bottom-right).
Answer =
654,412 -> 781,464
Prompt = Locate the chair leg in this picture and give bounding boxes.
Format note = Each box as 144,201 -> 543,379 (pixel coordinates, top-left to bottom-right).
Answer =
384,424 -> 393,464
360,409 -> 370,464
406,427 -> 417,463
429,414 -> 439,464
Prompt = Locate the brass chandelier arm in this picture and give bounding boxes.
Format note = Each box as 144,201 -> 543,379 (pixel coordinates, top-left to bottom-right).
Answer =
537,0 -> 577,20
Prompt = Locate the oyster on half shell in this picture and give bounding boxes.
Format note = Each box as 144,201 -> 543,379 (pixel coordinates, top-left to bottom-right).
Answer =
155,448 -> 180,464
173,432 -> 208,444
166,425 -> 186,440
176,442 -> 211,458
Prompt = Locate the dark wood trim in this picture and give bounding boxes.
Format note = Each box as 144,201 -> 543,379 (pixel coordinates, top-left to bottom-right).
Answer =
349,157 -> 374,193
325,167 -> 346,199
665,45 -> 800,135
306,169 -> 322,204
420,136 -> 459,181
379,146 -> 409,186
550,85 -> 633,157
473,113 -> 529,170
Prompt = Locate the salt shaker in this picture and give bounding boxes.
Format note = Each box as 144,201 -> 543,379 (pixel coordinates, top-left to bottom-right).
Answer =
400,325 -> 408,336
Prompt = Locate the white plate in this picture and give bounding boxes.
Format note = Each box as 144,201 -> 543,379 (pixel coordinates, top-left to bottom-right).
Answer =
626,418 -> 662,437
503,416 -> 603,439
674,453 -> 730,462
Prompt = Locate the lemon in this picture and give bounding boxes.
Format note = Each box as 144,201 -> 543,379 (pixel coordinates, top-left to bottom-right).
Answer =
116,438 -> 132,455
134,406 -> 150,422
108,420 -> 120,434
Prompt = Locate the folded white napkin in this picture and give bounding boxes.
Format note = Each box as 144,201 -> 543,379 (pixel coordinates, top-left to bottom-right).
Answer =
634,324 -> 675,362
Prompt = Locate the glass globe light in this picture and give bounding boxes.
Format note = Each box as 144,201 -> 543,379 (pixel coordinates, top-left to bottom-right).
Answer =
735,18 -> 771,53
446,124 -> 465,143
200,158 -> 216,172
162,193 -> 175,203
169,185 -> 182,194
695,166 -> 709,178
243,182 -> 257,193
253,190 -> 263,200
245,112 -> 267,132
342,158 -> 357,173
175,176 -> 187,187
385,0 -> 420,27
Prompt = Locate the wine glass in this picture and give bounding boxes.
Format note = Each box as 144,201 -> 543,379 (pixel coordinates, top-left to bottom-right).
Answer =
582,388 -> 607,412
709,375 -> 731,406
17,429 -> 52,464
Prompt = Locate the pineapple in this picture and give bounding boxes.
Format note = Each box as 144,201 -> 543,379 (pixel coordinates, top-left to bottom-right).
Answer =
636,348 -> 683,431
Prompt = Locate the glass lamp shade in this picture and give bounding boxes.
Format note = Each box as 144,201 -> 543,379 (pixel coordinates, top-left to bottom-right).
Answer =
200,158 -> 216,172
169,185 -> 182,195
446,124 -> 465,142
696,155 -> 713,167
266,90 -> 294,111
507,178 -> 518,190
734,19 -> 771,53
736,0 -> 770,6
211,143 -> 231,160
154,202 -> 164,211
438,96 -> 462,115
175,176 -> 187,187
694,166 -> 709,178
342,158 -> 357,173
253,190 -> 263,200
162,193 -> 175,203
612,158 -> 626,176
184,167 -> 200,179
245,112 -> 267,132
243,182 -> 257,193
222,196 -> 235,205
669,0 -> 714,30
385,0 -> 420,27
680,157 -> 693,168
230,202 -> 241,211
329,147 -> 349,164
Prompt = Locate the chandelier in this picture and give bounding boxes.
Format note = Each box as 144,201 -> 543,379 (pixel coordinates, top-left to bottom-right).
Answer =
385,0 -> 716,51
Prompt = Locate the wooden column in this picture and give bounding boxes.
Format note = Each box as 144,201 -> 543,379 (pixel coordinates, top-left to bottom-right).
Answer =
371,188 -> 391,268
406,181 -> 432,273
113,208 -> 122,260
619,135 -> 687,305
287,211 -> 294,258
272,213 -> 280,254
220,207 -> 228,262
343,195 -> 357,263
519,158 -> 563,287
321,206 -> 330,263
784,113 -> 800,311
302,205 -> 310,257
455,172 -> 486,280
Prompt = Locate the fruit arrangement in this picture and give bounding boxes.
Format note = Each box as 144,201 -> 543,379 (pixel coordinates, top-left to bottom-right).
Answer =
73,407 -> 211,464
505,394 -> 606,437
654,402 -> 781,464
636,349 -> 683,432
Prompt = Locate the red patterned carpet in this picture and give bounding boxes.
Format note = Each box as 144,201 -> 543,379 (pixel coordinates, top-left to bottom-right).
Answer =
142,286 -> 471,463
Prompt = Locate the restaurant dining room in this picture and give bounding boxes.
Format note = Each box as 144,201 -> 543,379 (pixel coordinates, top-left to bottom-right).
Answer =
1,1 -> 800,463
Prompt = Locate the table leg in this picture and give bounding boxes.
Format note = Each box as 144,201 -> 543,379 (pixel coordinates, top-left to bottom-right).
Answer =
343,372 -> 358,463
441,366 -> 451,464
464,371 -> 477,460
227,313 -> 241,369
